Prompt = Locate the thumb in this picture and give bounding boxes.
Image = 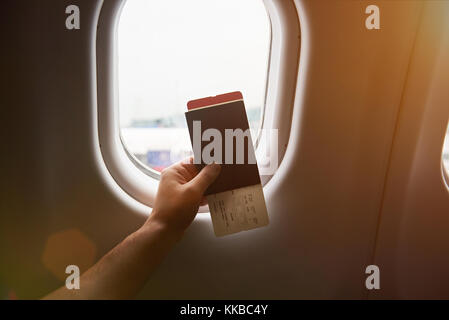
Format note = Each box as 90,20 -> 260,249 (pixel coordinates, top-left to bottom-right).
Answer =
189,163 -> 221,194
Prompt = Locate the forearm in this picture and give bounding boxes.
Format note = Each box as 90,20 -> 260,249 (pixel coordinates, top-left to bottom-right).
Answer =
43,160 -> 220,300
44,217 -> 180,300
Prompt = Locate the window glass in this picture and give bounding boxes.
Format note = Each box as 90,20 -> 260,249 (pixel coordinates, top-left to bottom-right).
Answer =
118,0 -> 271,172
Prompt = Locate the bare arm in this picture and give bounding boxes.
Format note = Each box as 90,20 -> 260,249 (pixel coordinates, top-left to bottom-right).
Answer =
43,159 -> 221,300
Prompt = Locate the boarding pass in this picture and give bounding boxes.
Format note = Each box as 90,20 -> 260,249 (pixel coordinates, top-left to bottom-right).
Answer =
207,184 -> 269,237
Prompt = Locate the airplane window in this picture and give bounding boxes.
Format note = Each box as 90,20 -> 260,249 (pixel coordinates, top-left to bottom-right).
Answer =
444,125 -> 449,176
118,0 -> 271,175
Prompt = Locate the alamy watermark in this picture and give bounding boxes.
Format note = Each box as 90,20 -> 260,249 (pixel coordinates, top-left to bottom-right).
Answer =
65,4 -> 379,31
65,5 -> 80,30
191,121 -> 279,176
365,5 -> 380,30
365,265 -> 380,290
65,265 -> 80,290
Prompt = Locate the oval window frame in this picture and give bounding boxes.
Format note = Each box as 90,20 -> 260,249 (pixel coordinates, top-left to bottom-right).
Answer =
96,0 -> 301,208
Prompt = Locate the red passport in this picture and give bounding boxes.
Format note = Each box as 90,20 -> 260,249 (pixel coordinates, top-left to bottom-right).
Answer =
185,92 -> 261,195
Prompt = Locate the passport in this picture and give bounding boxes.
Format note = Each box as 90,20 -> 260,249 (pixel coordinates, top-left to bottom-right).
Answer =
185,92 -> 269,236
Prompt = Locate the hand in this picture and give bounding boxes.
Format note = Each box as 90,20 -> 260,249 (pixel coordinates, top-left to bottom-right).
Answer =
43,158 -> 220,300
145,158 -> 221,238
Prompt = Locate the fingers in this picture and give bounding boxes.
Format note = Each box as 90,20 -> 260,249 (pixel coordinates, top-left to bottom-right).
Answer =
164,158 -> 198,181
187,163 -> 221,194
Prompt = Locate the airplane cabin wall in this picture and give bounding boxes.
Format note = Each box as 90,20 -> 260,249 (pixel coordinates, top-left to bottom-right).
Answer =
1,0 -> 448,299
372,3 -> 449,299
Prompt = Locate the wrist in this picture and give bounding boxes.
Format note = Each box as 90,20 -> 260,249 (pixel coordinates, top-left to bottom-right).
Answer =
141,213 -> 184,242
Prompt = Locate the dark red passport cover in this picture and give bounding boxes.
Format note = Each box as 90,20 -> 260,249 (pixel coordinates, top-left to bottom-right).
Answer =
185,93 -> 261,195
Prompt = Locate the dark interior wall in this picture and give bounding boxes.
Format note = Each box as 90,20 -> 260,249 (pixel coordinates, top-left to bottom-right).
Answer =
0,0 -> 421,299
0,0 -> 145,299
1,0 -> 448,300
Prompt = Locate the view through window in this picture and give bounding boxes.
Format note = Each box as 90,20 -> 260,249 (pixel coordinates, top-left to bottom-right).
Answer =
118,0 -> 271,173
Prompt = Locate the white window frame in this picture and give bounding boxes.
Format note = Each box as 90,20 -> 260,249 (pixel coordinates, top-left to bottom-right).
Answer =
443,127 -> 449,190
96,0 -> 301,208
